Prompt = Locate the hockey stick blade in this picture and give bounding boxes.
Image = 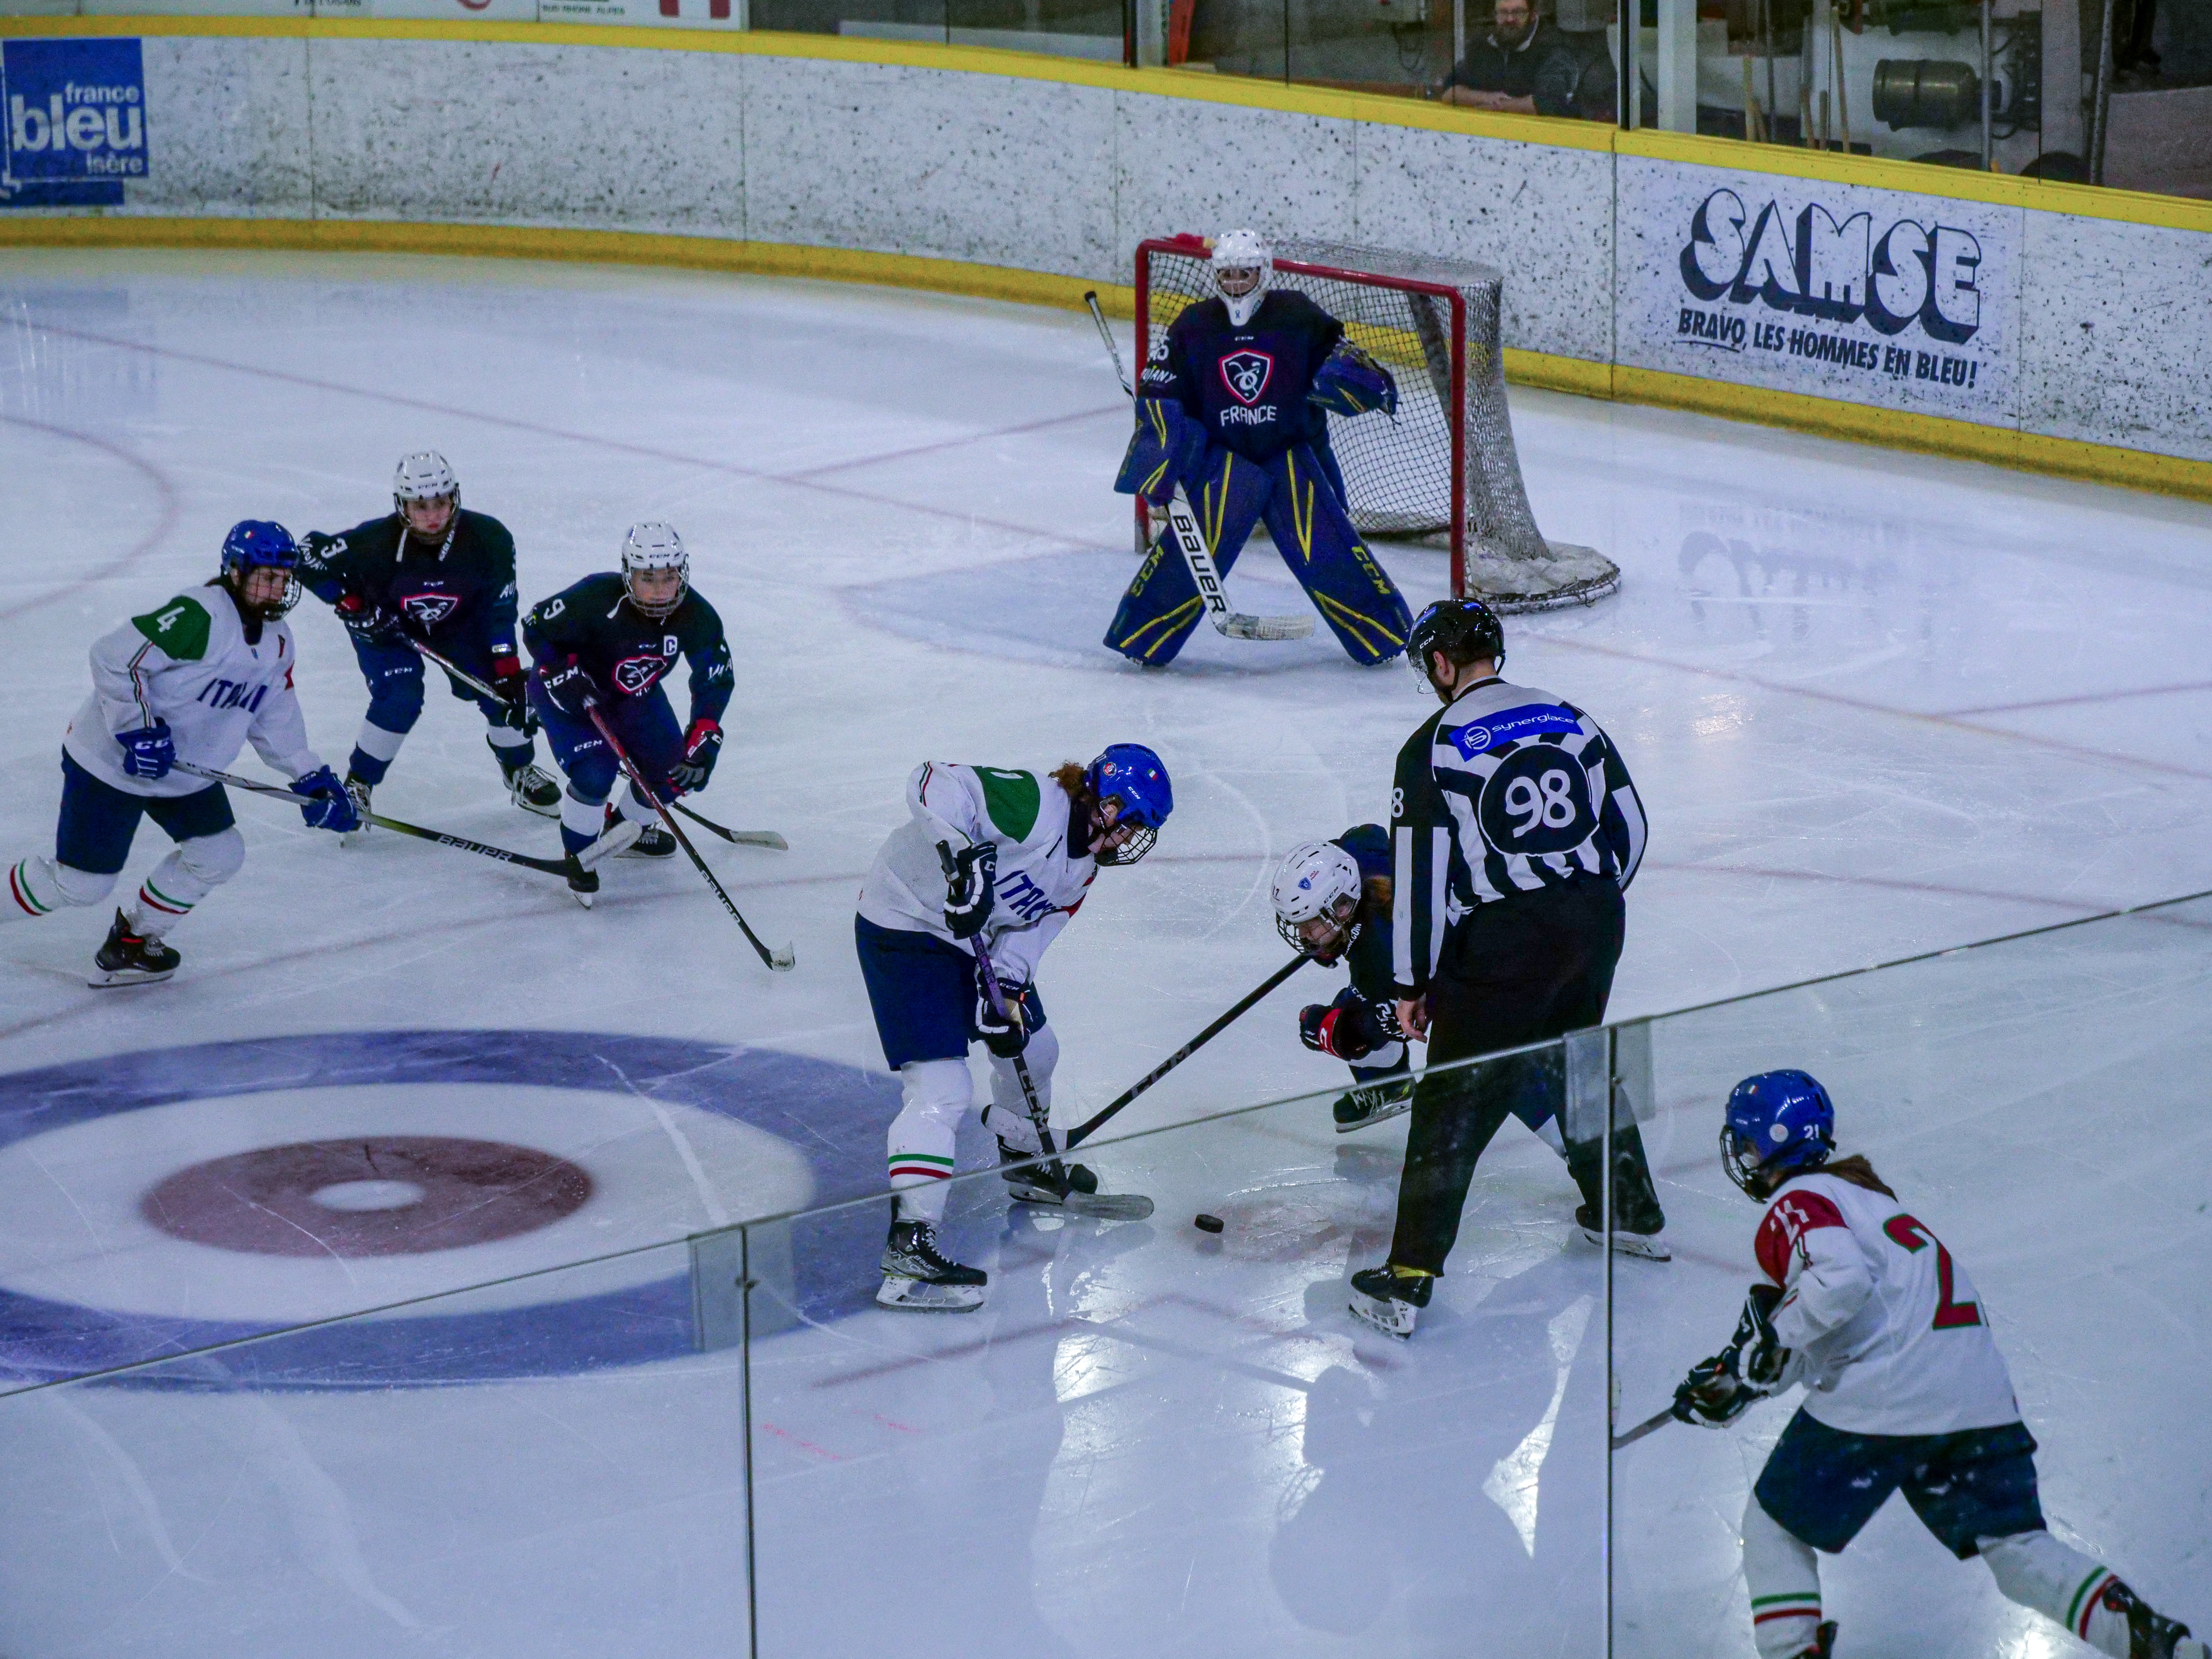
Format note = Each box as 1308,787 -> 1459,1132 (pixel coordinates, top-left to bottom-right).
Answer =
1064,1190 -> 1156,1221
672,801 -> 788,851
1610,1406 -> 1678,1450
1165,491 -> 1315,641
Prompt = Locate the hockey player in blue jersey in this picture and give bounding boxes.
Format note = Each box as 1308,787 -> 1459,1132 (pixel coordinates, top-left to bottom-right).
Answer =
1271,830 -> 1571,1162
521,523 -> 736,907
1106,229 -> 1414,667
298,452 -> 561,832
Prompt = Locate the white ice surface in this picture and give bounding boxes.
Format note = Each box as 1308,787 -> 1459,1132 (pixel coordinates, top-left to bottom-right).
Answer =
0,252 -> 2208,1658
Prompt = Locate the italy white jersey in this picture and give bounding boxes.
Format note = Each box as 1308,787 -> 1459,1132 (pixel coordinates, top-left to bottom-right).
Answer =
62,583 -> 322,800
1757,1169 -> 2022,1436
857,762 -> 1098,985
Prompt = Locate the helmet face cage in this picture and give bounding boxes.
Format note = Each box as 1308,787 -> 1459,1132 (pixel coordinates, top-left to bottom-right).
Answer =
1275,893 -> 1360,961
1086,744 -> 1172,865
1094,818 -> 1157,867
620,523 -> 689,621
1209,229 -> 1273,324
392,451 -> 459,517
220,521 -> 302,618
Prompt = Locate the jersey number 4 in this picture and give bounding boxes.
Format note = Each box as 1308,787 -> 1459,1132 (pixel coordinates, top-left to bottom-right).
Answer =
1882,1215 -> 1983,1328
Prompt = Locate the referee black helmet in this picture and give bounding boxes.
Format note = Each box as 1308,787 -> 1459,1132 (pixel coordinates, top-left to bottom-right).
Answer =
1408,597 -> 1505,693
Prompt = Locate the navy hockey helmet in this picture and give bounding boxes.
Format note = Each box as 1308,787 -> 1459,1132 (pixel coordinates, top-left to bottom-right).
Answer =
1721,1069 -> 1837,1197
1407,596 -> 1505,694
1086,743 -> 1172,866
219,520 -> 302,617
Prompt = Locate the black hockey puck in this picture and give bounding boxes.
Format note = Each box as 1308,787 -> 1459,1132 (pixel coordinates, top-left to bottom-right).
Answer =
1194,1213 -> 1225,1233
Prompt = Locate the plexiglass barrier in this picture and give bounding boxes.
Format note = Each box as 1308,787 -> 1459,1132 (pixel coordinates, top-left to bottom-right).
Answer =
2,891 -> 2203,1656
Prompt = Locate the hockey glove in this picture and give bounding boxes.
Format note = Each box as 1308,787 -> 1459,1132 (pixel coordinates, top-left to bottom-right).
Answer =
334,591 -> 401,643
1673,1351 -> 1761,1428
1737,1282 -> 1791,1388
1298,990 -> 1404,1061
292,766 -> 361,835
942,842 -> 996,941
975,982 -> 1029,1059
539,655 -> 597,720
115,720 -> 175,782
490,652 -> 530,716
670,718 -> 723,794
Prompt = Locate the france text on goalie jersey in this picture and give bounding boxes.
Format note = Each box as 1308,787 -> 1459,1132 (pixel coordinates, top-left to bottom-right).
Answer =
1756,1171 -> 2022,1436
1390,677 -> 1646,993
1142,290 -> 1344,464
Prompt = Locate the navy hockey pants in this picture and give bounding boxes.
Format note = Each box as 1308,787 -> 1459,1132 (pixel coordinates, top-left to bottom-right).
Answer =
1105,443 -> 1413,667
349,622 -> 531,786
533,683 -> 683,809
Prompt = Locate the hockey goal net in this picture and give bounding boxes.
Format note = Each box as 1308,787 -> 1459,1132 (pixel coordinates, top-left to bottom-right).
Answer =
1133,235 -> 1618,612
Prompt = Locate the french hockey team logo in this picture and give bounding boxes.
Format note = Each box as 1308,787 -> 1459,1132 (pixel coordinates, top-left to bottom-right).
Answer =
612,655 -> 665,695
1219,350 -> 1274,406
400,593 -> 459,627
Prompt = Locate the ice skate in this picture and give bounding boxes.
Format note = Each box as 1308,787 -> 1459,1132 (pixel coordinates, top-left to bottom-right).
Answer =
1791,1623 -> 1836,1659
1348,1262 -> 1432,1339
619,822 -> 676,858
503,758 -> 562,819
566,860 -> 599,909
1577,1204 -> 1673,1261
999,1142 -> 1156,1220
340,773 -> 373,846
88,909 -> 180,988
2095,1581 -> 2208,1659
1333,1075 -> 1412,1133
877,1219 -> 987,1312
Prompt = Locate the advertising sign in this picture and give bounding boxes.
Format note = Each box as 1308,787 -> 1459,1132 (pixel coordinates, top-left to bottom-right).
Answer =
1617,155 -> 2018,419
2,37 -> 148,209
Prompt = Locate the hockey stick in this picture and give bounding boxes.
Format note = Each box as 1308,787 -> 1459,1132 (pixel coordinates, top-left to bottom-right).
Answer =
939,842 -> 1154,1222
173,761 -> 575,876
584,699 -> 795,972
413,638 -> 787,850
1611,1405 -> 1679,1451
1083,291 -> 1315,644
1064,952 -> 1308,1150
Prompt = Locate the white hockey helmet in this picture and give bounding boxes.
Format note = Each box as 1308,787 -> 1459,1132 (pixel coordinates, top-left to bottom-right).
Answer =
620,521 -> 689,619
1210,228 -> 1274,328
1271,839 -> 1364,960
393,451 -> 459,509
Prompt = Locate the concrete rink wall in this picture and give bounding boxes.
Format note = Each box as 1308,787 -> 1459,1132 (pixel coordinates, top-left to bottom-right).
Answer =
2,17 -> 2209,499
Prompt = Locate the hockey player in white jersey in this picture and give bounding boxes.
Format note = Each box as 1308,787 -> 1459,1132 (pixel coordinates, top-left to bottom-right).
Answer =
854,746 -> 1172,1310
1675,1070 -> 2204,1659
2,522 -> 359,986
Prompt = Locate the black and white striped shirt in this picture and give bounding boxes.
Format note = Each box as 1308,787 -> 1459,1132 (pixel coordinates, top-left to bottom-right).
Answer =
1390,676 -> 1646,994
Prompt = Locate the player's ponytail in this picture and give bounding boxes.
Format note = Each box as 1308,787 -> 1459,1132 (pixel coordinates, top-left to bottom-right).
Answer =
1821,1154 -> 1894,1198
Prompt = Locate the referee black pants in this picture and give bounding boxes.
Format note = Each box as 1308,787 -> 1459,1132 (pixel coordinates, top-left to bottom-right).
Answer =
1388,877 -> 1627,1277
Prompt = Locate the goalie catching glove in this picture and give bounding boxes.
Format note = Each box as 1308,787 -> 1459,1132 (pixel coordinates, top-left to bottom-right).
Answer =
1673,1283 -> 1790,1428
1298,988 -> 1406,1061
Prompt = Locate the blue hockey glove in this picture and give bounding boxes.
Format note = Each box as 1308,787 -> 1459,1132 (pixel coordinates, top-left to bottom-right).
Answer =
539,654 -> 597,720
292,766 -> 361,834
334,590 -> 401,643
975,977 -> 1029,1059
115,720 -> 175,782
942,841 -> 996,941
670,718 -> 722,794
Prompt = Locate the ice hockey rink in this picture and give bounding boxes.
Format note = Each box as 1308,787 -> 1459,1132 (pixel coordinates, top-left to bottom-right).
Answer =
1,250 -> 2209,1658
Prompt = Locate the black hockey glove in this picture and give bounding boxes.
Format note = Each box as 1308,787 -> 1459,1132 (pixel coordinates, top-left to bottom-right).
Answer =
334,590 -> 401,643
1298,990 -> 1404,1061
941,841 -> 996,941
490,651 -> 530,719
1673,1285 -> 1788,1429
539,654 -> 597,719
975,980 -> 1029,1058
670,718 -> 722,794
1737,1282 -> 1790,1388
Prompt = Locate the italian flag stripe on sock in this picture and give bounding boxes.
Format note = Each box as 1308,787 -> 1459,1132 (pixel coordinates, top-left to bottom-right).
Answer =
1751,1593 -> 1823,1624
2068,1569 -> 2116,1638
9,863 -> 52,916
888,1153 -> 955,1181
139,878 -> 193,917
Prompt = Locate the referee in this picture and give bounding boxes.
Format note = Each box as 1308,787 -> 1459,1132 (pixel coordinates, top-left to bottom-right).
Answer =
1350,598 -> 1667,1339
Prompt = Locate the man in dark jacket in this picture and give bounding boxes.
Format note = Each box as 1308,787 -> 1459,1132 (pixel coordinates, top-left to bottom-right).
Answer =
1437,0 -> 1595,117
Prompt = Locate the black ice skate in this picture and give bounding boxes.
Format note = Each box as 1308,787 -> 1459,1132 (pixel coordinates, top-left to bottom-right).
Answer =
620,823 -> 676,858
499,750 -> 562,819
89,909 -> 181,988
1568,1122 -> 1672,1260
1791,1622 -> 1836,1659
566,858 -> 599,909
1348,1262 -> 1433,1339
1333,1075 -> 1413,1133
878,1219 -> 987,1312
2097,1580 -> 2208,1659
340,773 -> 373,847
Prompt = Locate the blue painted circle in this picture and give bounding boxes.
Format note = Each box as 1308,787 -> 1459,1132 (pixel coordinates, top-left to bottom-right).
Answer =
0,1030 -> 940,1390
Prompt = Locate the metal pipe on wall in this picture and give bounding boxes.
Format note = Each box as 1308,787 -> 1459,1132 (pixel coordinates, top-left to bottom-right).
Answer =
1980,0 -> 1993,168
2090,0 -> 2116,181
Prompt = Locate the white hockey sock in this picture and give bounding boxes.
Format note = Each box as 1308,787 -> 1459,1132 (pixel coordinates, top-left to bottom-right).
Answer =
5,856 -> 113,921
353,718 -> 407,765
127,830 -> 244,940
617,786 -> 657,829
1743,1496 -> 1824,1658
1980,1531 -> 2130,1657
560,790 -> 607,842
486,726 -> 530,753
888,1059 -> 970,1226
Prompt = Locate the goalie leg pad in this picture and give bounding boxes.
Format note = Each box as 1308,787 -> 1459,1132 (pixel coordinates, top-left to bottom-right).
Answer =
1255,446 -> 1412,665
1104,448 -> 1268,666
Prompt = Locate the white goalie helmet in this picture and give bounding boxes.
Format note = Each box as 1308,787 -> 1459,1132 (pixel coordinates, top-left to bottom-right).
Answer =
393,450 -> 459,509
1210,228 -> 1274,328
1271,839 -> 1364,959
619,521 -> 689,619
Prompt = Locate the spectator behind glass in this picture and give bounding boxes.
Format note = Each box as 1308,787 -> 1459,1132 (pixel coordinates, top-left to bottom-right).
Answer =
1435,0 -> 1599,117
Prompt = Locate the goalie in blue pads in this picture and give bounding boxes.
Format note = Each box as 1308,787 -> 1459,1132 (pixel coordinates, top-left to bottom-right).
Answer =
1106,229 -> 1415,667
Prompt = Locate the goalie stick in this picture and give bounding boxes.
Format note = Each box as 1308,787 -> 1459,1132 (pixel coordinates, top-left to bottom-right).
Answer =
1064,952 -> 1308,1150
173,761 -> 576,876
939,841 -> 1155,1222
408,636 -> 788,851
1083,290 -> 1315,644
586,699 -> 795,972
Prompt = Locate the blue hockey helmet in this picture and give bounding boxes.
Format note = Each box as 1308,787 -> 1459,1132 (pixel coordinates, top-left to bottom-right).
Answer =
1721,1069 -> 1836,1197
1086,743 -> 1172,866
219,520 -> 302,617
